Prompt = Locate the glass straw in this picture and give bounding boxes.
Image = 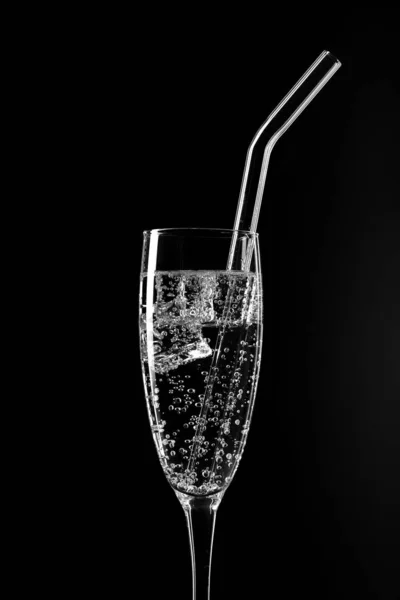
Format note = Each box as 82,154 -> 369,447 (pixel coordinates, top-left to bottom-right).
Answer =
187,49 -> 341,484
227,50 -> 341,271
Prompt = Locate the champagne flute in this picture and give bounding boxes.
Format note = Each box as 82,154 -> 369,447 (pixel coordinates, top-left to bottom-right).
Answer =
139,228 -> 263,599
139,50 -> 341,599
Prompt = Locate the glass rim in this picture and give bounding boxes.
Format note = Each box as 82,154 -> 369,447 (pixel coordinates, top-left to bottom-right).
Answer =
143,227 -> 259,237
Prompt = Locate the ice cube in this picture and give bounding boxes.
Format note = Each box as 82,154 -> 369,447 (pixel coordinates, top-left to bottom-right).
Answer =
145,272 -> 217,373
154,337 -> 212,374
154,271 -> 216,330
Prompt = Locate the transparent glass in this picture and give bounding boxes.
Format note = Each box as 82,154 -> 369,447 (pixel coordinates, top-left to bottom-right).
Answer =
139,228 -> 263,599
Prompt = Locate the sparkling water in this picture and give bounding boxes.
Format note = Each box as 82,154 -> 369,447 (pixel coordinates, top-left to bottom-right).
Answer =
140,270 -> 262,496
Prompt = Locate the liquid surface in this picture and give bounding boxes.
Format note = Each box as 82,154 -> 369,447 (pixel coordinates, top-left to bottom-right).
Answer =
140,270 -> 263,496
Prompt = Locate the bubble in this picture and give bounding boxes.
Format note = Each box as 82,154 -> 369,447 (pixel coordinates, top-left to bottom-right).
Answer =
154,387 -> 160,393
187,388 -> 195,394
170,451 -> 176,457
201,371 -> 208,376
168,405 -> 174,411
226,453 -> 232,460
223,348 -> 230,353
235,419 -> 240,425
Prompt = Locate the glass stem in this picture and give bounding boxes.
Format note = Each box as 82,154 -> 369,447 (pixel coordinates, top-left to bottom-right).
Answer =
177,492 -> 222,600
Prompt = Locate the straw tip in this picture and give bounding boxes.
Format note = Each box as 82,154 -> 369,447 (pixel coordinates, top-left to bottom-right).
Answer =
323,49 -> 342,67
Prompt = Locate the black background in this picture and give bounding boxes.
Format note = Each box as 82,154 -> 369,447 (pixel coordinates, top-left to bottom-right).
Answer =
51,7 -> 400,600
